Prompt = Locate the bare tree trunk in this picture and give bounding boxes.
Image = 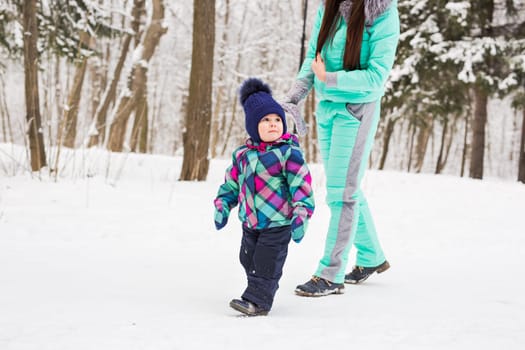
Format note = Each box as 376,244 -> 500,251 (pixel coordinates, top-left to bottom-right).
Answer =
99,0 -> 111,95
379,116 -> 398,170
89,59 -> 103,131
23,0 -> 47,171
470,86 -> 488,179
88,34 -> 132,147
210,0 -> 230,158
62,54 -> 88,148
149,64 -> 164,154
130,93 -> 148,153
107,0 -> 166,152
460,114 -> 469,177
55,57 -> 63,130
138,98 -> 148,153
310,91 -> 318,163
304,90 -> 317,163
129,0 -> 147,153
218,1 -> 249,157
220,97 -> 237,156
518,107 -> 525,183
43,57 -> 51,146
442,115 -> 458,172
89,0 -> 144,148
414,118 -> 432,173
0,74 -> 14,143
407,121 -> 416,172
180,0 -> 216,181
131,0 -> 146,46
303,92 -> 312,162
468,1 -> 494,179
172,92 -> 188,155
211,87 -> 225,158
435,118 -> 448,174
101,44 -> 109,90
299,0 -> 309,69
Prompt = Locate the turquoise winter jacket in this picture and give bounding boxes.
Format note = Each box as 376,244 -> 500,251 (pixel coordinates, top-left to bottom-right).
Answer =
297,0 -> 400,104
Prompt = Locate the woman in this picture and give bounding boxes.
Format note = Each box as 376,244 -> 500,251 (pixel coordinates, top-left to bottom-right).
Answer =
283,0 -> 399,296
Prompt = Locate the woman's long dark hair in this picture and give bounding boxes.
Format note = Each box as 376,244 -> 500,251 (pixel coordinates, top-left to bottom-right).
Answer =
316,0 -> 365,71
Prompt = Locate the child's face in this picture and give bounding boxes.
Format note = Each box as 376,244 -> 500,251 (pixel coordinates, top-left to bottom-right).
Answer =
258,114 -> 284,142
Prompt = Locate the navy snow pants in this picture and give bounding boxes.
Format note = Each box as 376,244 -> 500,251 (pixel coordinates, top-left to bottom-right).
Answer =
240,225 -> 291,311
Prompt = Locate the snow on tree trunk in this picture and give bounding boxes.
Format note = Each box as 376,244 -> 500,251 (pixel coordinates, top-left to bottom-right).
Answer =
179,0 -> 216,181
23,0 -> 47,171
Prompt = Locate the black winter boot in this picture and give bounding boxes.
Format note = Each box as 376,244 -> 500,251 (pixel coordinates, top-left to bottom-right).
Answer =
295,276 -> 345,297
344,260 -> 390,284
229,299 -> 269,316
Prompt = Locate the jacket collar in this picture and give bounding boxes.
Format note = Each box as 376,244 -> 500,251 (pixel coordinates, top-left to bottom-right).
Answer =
245,133 -> 298,151
332,0 -> 392,25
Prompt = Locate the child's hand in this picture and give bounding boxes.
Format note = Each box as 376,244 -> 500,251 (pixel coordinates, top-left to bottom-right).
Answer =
291,216 -> 307,243
214,199 -> 230,230
215,215 -> 228,230
292,227 -> 305,243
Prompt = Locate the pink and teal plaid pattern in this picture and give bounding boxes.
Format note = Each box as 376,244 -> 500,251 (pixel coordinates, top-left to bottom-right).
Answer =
214,134 -> 314,241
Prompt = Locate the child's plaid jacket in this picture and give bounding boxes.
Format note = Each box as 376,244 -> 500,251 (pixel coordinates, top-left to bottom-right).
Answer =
214,133 -> 315,242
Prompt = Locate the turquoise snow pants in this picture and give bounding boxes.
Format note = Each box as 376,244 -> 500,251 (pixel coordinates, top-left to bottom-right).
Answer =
314,100 -> 386,284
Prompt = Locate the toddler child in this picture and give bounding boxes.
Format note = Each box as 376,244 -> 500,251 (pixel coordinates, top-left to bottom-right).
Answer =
214,78 -> 315,316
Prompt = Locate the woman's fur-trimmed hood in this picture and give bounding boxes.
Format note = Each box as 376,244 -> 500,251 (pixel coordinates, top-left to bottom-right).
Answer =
323,0 -> 392,25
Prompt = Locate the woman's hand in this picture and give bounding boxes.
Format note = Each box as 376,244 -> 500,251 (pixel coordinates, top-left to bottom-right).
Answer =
311,53 -> 327,82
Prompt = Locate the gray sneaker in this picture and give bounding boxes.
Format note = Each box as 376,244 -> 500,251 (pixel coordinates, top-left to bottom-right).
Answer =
295,276 -> 345,297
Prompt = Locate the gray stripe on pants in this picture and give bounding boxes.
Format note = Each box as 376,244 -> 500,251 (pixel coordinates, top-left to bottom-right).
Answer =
323,102 -> 377,282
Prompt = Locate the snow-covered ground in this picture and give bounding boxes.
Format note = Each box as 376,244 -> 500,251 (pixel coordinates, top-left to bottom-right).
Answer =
1,144 -> 524,349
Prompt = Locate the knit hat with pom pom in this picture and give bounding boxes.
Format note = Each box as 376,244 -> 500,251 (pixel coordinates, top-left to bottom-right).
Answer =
239,78 -> 286,143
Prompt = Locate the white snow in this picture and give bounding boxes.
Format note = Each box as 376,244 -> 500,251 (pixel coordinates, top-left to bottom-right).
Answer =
445,2 -> 470,25
0,144 -> 524,349
131,45 -> 145,65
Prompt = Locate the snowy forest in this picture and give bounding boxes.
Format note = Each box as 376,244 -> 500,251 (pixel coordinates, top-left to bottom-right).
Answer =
2,2 -> 525,347
1,0 -> 525,182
